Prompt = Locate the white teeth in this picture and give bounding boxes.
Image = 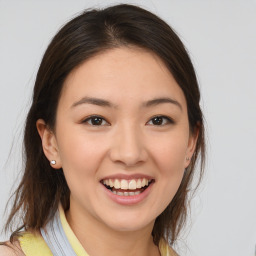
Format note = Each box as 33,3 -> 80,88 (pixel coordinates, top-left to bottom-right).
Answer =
103,178 -> 152,190
128,179 -> 137,190
111,190 -> 142,196
114,179 -> 121,189
109,179 -> 114,187
121,179 -> 129,189
136,179 -> 142,188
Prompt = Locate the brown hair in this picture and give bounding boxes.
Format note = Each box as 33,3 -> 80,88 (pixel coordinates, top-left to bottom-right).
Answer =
3,3 -> 205,248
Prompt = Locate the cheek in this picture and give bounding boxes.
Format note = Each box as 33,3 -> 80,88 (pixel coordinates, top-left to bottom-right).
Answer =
57,134 -> 109,208
56,130 -> 106,183
149,132 -> 188,176
144,133 -> 188,218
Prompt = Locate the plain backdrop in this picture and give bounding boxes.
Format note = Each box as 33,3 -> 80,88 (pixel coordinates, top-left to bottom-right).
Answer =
0,1 -> 255,255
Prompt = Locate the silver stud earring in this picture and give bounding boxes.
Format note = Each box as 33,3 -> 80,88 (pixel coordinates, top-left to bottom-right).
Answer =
50,160 -> 56,165
186,157 -> 190,161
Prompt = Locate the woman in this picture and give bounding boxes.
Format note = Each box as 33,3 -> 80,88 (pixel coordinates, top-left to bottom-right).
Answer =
0,4 -> 205,256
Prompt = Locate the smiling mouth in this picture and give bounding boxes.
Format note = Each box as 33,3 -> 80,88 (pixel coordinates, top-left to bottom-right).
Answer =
101,178 -> 154,196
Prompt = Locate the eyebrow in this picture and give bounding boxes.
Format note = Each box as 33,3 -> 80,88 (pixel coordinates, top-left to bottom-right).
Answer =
71,96 -> 182,110
72,97 -> 118,108
142,97 -> 182,110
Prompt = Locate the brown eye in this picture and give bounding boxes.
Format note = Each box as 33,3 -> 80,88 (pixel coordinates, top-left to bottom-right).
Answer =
90,117 -> 103,125
147,116 -> 173,126
83,116 -> 108,126
152,116 -> 164,125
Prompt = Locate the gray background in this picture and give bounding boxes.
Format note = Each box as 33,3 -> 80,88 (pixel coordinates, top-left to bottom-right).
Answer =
0,0 -> 256,255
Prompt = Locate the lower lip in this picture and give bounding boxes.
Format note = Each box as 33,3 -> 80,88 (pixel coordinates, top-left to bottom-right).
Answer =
101,183 -> 154,206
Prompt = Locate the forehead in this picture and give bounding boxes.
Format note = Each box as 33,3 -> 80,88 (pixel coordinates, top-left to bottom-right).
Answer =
59,47 -> 187,109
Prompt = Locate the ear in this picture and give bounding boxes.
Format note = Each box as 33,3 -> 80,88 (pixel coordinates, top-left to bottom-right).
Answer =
36,119 -> 62,169
184,124 -> 199,168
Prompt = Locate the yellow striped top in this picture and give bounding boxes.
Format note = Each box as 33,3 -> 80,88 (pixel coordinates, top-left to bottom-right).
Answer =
18,206 -> 177,256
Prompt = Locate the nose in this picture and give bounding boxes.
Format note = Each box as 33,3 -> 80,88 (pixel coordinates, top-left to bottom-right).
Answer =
109,124 -> 148,167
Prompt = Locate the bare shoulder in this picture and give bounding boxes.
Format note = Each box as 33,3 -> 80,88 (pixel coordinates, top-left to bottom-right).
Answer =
0,241 -> 24,256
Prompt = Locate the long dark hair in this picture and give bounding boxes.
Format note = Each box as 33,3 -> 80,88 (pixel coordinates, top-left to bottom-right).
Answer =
4,3 -> 205,247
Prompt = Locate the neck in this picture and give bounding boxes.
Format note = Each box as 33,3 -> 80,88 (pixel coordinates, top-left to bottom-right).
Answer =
65,203 -> 160,256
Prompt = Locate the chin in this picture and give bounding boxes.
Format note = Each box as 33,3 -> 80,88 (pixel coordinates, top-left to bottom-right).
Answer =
100,212 -> 156,233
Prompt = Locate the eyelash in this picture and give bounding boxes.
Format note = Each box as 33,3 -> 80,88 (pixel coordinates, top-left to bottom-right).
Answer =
82,115 -> 109,126
82,115 -> 174,126
147,115 -> 174,126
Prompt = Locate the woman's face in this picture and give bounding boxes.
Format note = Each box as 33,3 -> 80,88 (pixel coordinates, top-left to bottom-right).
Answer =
44,47 -> 197,232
